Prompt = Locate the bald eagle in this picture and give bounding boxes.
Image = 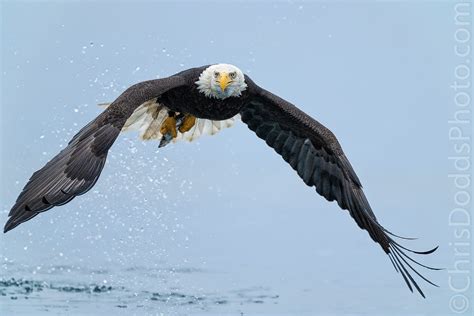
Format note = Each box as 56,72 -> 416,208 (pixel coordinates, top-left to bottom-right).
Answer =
4,64 -> 438,297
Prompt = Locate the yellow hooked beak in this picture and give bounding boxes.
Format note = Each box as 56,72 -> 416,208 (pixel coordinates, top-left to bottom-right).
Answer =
218,72 -> 231,91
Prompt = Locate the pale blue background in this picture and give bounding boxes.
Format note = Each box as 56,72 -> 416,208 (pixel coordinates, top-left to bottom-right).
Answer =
0,1 -> 470,315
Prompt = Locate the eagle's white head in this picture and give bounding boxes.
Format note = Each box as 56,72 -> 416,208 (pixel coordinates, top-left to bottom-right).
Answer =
195,64 -> 247,99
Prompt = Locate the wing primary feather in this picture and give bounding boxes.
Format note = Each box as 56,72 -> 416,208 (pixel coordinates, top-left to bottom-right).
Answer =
390,239 -> 439,255
390,246 -> 440,286
388,252 -> 400,273
392,253 -> 414,294
390,244 -> 441,272
393,251 -> 425,298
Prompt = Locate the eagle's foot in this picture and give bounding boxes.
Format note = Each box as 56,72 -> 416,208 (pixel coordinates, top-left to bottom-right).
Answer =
160,116 -> 177,138
178,115 -> 196,133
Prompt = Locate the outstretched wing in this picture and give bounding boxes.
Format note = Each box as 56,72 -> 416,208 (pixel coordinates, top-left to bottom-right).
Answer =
241,76 -> 439,297
4,75 -> 186,233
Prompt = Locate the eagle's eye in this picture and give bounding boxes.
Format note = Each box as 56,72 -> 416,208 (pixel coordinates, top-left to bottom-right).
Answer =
214,71 -> 220,78
229,72 -> 237,79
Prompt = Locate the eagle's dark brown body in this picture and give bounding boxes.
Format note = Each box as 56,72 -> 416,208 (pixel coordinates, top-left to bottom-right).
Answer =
159,83 -> 249,121
3,64 -> 438,298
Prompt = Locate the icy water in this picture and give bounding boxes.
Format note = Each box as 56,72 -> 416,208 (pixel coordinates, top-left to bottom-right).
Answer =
0,249 -> 454,316
1,262 -> 281,315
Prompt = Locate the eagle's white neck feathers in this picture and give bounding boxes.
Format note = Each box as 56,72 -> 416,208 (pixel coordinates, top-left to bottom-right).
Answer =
195,64 -> 247,99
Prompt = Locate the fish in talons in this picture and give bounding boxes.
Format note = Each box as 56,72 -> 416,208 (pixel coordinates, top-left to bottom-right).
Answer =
159,112 -> 197,148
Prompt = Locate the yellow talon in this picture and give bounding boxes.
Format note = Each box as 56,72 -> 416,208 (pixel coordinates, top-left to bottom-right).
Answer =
179,115 -> 196,133
160,116 -> 177,138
